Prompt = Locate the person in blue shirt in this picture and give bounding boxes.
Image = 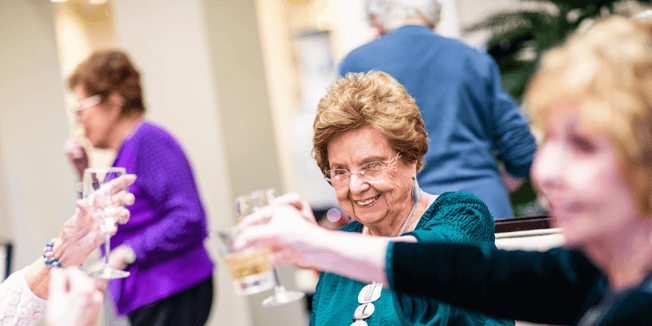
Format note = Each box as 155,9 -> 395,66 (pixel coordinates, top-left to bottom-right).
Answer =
339,0 -> 537,219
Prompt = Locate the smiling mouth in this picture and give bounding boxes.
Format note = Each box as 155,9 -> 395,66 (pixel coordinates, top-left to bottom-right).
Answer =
356,194 -> 381,207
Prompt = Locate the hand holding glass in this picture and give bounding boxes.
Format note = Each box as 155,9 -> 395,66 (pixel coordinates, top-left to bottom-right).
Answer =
83,167 -> 130,279
215,226 -> 275,295
216,189 -> 305,306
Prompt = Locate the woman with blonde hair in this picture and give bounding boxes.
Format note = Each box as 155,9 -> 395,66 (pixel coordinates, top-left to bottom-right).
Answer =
235,15 -> 652,326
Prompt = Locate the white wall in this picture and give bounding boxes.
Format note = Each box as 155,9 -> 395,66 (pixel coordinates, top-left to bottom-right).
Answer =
110,0 -> 249,325
0,1 -> 260,325
0,0 -> 78,276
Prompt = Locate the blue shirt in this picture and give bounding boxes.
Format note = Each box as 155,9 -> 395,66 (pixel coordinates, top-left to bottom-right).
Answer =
339,25 -> 537,219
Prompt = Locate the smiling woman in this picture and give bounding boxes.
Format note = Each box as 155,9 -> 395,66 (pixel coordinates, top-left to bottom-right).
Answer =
326,126 -> 419,236
235,15 -> 652,326
314,71 -> 431,239
265,71 -> 514,326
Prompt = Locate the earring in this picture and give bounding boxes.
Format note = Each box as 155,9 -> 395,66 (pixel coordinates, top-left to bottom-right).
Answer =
411,174 -> 421,202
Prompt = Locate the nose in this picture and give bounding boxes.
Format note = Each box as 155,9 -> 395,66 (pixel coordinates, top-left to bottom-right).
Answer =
348,172 -> 369,194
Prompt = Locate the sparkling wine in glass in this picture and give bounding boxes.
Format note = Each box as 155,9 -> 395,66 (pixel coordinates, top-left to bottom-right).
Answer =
215,228 -> 275,296
83,167 -> 130,279
235,189 -> 305,307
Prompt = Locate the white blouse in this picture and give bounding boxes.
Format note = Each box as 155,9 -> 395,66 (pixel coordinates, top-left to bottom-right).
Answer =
0,267 -> 47,326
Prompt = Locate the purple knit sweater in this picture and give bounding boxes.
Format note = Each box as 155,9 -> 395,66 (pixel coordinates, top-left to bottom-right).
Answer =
108,121 -> 214,316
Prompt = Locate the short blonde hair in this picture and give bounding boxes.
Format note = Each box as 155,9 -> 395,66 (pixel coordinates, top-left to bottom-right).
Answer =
313,71 -> 428,175
525,16 -> 652,215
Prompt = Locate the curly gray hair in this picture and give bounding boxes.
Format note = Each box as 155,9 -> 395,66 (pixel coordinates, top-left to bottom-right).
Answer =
365,0 -> 442,32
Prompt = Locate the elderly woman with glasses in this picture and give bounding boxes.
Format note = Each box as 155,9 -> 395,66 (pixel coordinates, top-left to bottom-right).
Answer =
237,15 -> 652,326
275,71 -> 512,325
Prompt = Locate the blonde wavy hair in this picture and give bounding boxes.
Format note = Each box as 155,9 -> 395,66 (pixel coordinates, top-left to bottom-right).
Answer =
313,71 -> 428,176
525,15 -> 652,215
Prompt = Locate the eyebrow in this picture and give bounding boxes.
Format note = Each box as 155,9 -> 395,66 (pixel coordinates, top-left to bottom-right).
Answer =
329,155 -> 390,170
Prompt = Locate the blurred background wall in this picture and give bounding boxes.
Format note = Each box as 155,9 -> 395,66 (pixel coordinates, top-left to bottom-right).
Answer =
0,0 -> 521,325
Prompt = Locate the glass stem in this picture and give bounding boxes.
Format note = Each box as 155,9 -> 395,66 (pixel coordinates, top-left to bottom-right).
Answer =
104,230 -> 111,268
272,267 -> 284,290
272,266 -> 285,294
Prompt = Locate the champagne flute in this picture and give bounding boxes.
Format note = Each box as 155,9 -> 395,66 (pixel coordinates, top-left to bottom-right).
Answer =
83,167 -> 130,279
235,189 -> 305,307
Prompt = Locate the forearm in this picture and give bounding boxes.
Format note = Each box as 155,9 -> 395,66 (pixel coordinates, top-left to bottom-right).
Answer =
390,242 -> 602,325
301,229 -> 391,284
24,236 -> 86,299
24,258 -> 51,299
499,164 -> 528,193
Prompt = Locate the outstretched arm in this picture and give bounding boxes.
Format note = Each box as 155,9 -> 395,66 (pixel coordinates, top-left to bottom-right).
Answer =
389,242 -> 603,325
236,203 -> 391,283
0,175 -> 134,326
27,174 -> 135,298
236,203 -> 605,325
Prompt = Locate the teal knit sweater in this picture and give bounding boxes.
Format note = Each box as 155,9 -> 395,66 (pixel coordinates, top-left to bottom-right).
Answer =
309,192 -> 514,326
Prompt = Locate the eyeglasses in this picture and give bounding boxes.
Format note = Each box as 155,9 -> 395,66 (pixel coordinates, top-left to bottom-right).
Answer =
70,95 -> 101,116
325,153 -> 400,189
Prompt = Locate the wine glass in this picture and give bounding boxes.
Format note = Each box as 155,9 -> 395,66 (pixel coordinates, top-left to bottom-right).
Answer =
235,189 -> 305,307
214,227 -> 275,296
82,167 -> 130,279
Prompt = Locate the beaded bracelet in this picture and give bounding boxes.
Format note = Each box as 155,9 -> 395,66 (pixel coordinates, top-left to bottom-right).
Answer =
42,238 -> 62,268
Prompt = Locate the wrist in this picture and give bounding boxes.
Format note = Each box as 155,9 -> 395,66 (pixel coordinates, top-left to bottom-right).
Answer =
300,227 -> 334,270
26,258 -> 52,299
54,236 -> 86,268
310,230 -> 390,284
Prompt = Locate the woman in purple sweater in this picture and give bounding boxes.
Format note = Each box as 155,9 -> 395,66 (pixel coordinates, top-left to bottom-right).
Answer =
64,50 -> 214,326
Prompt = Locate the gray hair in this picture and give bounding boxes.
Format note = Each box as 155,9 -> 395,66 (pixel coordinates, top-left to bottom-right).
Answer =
365,0 -> 442,32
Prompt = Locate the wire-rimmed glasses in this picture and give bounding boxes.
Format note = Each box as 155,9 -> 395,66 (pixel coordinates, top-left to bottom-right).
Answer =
70,95 -> 101,117
324,153 -> 401,189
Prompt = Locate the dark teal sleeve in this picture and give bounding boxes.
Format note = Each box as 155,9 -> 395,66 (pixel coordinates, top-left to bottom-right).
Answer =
388,254 -> 514,326
389,242 -> 606,325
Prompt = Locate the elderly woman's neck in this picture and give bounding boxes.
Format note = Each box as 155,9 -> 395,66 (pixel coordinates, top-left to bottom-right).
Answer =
364,193 -> 436,238
108,113 -> 144,151
585,217 -> 652,290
